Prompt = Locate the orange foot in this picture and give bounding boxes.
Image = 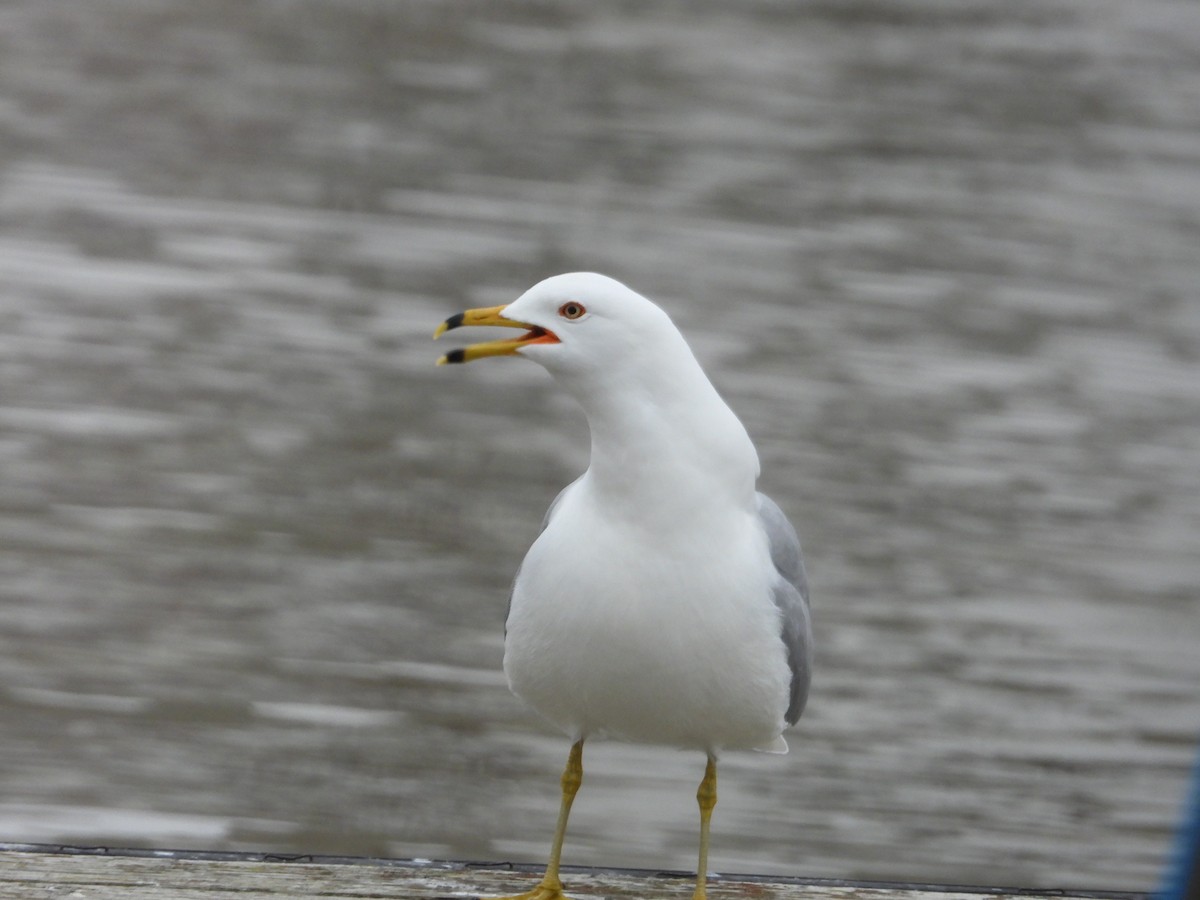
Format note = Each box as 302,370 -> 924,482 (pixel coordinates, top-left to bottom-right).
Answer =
494,882 -> 573,900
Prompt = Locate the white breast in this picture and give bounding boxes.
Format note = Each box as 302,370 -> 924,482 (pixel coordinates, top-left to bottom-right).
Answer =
503,479 -> 791,753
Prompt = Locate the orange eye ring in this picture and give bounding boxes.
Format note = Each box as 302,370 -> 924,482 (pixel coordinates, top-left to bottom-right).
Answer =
558,302 -> 587,320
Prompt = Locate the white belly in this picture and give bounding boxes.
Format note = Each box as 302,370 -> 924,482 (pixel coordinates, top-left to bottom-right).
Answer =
503,489 -> 791,753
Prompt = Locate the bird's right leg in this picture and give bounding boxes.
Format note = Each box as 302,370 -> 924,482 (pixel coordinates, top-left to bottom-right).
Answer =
692,755 -> 718,900
496,739 -> 584,900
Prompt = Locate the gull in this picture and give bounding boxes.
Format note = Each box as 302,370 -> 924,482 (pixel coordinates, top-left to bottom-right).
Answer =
435,272 -> 812,900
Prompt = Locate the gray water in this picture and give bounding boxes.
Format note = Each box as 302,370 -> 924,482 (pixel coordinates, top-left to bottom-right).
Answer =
1,0 -> 1198,891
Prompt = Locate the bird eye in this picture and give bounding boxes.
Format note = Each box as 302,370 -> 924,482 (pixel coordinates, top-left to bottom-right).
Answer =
558,302 -> 587,320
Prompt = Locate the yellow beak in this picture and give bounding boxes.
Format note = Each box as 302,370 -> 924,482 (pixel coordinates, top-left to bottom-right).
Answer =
433,305 -> 559,365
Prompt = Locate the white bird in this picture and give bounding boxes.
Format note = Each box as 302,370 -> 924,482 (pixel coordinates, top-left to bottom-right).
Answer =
435,272 -> 811,900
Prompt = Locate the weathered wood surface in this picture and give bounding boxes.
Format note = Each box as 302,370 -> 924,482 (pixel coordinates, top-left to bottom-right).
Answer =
0,847 -> 1143,900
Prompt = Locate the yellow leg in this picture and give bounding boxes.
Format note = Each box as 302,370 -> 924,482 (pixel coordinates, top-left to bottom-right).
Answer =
496,740 -> 584,900
693,755 -> 718,900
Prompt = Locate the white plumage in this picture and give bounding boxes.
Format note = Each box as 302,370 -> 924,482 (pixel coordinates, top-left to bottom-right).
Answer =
436,272 -> 811,900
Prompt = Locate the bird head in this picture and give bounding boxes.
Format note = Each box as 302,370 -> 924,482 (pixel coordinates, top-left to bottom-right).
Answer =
434,272 -> 681,383
436,272 -> 760,500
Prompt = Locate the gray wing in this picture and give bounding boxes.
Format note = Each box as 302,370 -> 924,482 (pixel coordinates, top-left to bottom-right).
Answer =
756,492 -> 812,726
505,480 -> 577,629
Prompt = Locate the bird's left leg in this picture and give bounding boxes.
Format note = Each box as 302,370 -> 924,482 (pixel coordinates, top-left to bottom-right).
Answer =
693,754 -> 718,900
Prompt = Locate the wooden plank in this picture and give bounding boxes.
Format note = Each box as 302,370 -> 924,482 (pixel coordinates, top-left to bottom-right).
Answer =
0,846 -> 1144,900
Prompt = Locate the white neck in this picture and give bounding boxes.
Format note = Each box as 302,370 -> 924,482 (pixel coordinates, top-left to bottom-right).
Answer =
555,339 -> 760,529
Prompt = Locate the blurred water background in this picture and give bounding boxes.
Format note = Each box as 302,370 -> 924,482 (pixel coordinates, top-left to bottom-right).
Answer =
1,0 -> 1198,890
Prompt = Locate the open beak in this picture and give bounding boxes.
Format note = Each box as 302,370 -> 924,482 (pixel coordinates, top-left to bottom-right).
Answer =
433,305 -> 560,365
